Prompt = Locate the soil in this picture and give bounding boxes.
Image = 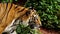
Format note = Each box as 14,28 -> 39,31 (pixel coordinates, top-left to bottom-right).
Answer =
40,27 -> 60,34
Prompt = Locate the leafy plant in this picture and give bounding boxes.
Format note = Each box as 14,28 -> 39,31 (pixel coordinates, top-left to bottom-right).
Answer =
16,24 -> 41,34
1,0 -> 17,3
25,0 -> 60,30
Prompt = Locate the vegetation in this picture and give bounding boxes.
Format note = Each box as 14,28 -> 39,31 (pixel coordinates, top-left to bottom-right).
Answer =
1,0 -> 17,3
16,24 -> 41,34
25,0 -> 60,30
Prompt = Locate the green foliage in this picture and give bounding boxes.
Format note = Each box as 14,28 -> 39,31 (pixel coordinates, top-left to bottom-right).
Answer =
16,24 -> 41,34
25,0 -> 60,30
1,0 -> 17,3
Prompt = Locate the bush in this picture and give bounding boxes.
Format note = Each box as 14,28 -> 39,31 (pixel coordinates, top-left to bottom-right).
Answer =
16,24 -> 41,34
25,0 -> 60,30
1,0 -> 17,3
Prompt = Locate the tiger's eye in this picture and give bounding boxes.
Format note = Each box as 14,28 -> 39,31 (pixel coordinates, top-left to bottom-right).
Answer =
26,10 -> 30,16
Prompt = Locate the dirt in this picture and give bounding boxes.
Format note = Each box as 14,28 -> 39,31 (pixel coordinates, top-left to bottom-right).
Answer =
40,27 -> 60,34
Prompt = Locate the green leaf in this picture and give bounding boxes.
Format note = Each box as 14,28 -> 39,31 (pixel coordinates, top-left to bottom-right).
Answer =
57,0 -> 60,2
10,0 -> 12,3
15,0 -> 17,1
16,26 -> 21,33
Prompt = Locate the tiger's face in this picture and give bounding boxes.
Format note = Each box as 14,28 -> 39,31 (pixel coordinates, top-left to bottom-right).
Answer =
0,3 -> 41,34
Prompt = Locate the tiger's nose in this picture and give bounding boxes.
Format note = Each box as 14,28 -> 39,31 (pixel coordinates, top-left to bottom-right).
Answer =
2,32 -> 8,34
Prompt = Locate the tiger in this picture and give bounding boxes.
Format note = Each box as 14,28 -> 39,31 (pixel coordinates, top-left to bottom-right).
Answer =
0,3 -> 41,34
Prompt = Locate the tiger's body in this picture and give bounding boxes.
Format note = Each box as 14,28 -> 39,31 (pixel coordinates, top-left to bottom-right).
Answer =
0,3 -> 41,34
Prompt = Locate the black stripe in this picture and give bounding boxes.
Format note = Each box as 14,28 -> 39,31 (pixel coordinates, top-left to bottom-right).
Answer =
15,5 -> 19,9
8,3 -> 13,12
17,7 -> 25,13
18,9 -> 28,18
5,3 -> 13,20
6,3 -> 8,11
1,3 -> 8,20
15,6 -> 21,10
